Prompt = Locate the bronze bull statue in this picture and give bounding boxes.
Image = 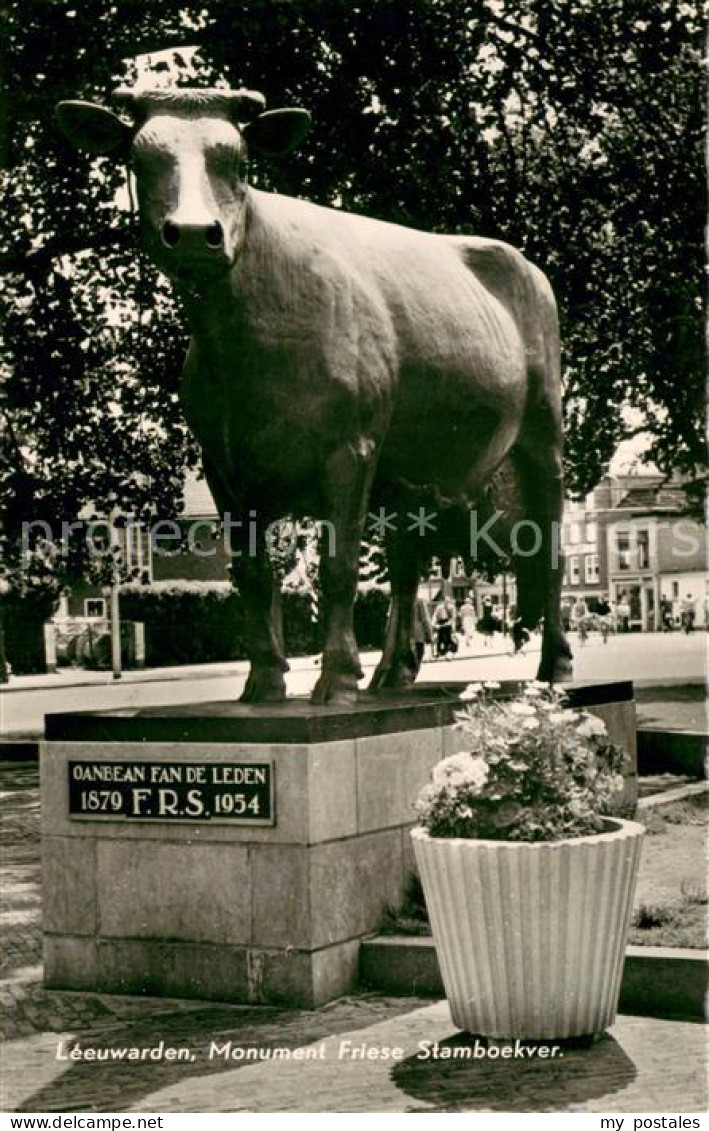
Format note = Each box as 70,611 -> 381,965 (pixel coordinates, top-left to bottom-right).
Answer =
56,87 -> 572,705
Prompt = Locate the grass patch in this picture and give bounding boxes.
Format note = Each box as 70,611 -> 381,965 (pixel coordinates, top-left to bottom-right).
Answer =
630,893 -> 707,949
641,791 -> 707,836
635,684 -> 705,704
381,875 -> 429,936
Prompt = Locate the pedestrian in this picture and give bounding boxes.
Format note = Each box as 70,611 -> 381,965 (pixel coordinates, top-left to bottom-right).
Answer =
433,595 -> 456,658
479,599 -> 496,647
560,599 -> 572,634
412,597 -> 434,666
617,593 -> 631,633
681,594 -> 696,634
459,596 -> 476,648
596,596 -> 612,643
511,621 -> 530,655
571,597 -> 589,644
659,595 -> 673,633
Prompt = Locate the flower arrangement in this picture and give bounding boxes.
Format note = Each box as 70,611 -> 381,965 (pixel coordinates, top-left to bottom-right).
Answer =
415,681 -> 626,843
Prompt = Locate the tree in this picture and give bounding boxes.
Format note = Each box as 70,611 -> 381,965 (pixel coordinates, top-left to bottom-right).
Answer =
1,0 -> 703,597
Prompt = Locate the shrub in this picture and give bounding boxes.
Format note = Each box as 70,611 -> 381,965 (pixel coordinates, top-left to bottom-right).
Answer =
1,590 -> 58,674
119,581 -> 388,666
354,587 -> 390,650
120,581 -> 247,666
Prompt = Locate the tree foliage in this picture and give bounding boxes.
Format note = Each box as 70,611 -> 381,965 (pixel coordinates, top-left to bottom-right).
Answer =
1,0 -> 704,590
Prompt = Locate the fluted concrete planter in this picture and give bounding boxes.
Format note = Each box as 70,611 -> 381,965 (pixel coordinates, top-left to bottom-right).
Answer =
411,819 -> 644,1039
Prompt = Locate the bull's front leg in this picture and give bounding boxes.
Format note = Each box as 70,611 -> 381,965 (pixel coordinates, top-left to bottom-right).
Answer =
232,530 -> 289,704
311,439 -> 377,706
201,458 -> 288,704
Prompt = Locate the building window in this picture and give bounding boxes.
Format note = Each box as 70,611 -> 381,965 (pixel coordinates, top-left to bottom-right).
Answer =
672,581 -> 679,598
637,529 -> 650,570
586,522 -> 598,544
615,531 -> 631,570
122,521 -> 153,581
585,555 -> 599,583
84,598 -> 106,619
567,523 -> 581,545
569,556 -> 581,584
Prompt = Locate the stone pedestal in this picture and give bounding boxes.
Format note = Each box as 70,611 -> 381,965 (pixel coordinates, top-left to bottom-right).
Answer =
41,680 -> 636,1008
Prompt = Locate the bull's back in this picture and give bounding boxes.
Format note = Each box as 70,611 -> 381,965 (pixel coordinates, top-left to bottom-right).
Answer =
253,192 -> 531,397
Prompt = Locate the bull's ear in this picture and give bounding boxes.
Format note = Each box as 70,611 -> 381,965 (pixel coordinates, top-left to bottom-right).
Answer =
55,101 -> 132,155
241,108 -> 311,156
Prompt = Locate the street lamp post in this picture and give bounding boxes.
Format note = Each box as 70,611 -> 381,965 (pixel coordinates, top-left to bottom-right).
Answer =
108,509 -> 122,680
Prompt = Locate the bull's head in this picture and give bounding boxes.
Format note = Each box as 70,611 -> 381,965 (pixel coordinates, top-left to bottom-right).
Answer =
55,88 -> 311,285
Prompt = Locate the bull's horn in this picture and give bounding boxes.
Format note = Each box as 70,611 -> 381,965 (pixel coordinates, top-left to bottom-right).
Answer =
224,88 -> 267,119
111,86 -> 267,122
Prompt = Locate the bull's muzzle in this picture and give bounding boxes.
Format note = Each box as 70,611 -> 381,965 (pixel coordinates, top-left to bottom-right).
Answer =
161,219 -> 225,252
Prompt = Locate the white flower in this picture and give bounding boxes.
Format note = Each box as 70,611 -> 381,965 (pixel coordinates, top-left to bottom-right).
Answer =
549,711 -> 571,725
463,757 -> 490,793
460,683 -> 483,700
567,797 -> 587,818
431,751 -> 489,793
576,715 -> 607,739
415,783 -> 436,808
509,701 -> 536,717
522,718 -> 539,730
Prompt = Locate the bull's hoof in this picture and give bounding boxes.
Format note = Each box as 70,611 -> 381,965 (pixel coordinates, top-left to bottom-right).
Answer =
536,653 -> 574,684
240,667 -> 287,704
369,659 -> 418,692
310,671 -> 359,706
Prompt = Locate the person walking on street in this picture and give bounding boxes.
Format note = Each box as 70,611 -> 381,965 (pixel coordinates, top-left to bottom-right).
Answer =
479,599 -> 496,647
659,595 -> 674,632
571,597 -> 589,645
596,596 -> 612,644
560,599 -> 572,634
433,596 -> 456,658
617,593 -> 631,633
412,597 -> 434,666
459,596 -> 476,649
681,594 -> 696,634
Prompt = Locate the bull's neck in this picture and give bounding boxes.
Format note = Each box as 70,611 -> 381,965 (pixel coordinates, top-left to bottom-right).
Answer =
175,189 -> 289,336
178,272 -> 236,336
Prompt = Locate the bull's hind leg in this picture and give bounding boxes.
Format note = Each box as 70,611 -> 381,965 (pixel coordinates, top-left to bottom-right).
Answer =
511,441 -> 573,683
369,530 -> 423,691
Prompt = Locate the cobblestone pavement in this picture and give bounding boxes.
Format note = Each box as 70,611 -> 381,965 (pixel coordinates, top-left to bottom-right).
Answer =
2,763 -> 707,1114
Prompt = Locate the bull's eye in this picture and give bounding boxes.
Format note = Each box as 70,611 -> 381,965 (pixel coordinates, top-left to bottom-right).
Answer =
162,221 -> 180,248
205,221 -> 224,248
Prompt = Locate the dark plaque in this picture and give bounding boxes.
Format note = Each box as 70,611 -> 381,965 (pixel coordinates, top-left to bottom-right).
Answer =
68,760 -> 274,825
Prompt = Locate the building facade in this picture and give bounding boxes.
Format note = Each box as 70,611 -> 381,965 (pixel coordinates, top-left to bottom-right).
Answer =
563,474 -> 707,630
56,470 -> 707,635
425,473 -> 707,631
